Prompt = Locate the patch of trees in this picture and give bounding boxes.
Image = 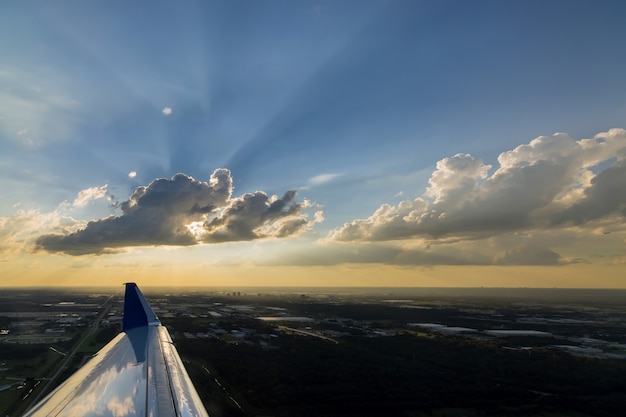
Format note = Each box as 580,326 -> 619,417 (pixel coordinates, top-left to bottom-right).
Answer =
94,325 -> 118,344
184,362 -> 245,417
55,333 -> 80,351
0,316 -> 11,328
0,343 -> 47,359
176,333 -> 626,417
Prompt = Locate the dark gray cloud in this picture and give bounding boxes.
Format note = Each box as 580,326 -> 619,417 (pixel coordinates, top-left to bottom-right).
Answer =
551,159 -> 626,226
496,245 -> 561,266
202,190 -> 308,243
261,238 -> 564,267
35,169 -> 309,255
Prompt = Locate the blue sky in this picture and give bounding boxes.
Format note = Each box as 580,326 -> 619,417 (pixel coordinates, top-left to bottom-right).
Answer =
1,1 -> 626,287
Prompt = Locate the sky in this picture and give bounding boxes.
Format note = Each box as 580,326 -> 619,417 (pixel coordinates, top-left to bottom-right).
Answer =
1,0 -> 626,288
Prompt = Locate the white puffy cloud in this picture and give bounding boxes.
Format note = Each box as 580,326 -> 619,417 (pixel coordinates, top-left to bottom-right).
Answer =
162,107 -> 172,116
128,171 -> 137,179
0,185 -> 114,255
0,209 -> 82,257
425,153 -> 491,205
326,129 -> 626,266
73,185 -> 111,208
330,129 -> 626,243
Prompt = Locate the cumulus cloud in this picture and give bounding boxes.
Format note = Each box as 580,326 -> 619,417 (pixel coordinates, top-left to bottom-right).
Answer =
162,107 -> 172,116
0,180 -> 120,258
0,209 -> 83,257
35,169 -> 312,255
128,171 -> 137,179
202,190 -> 310,242
73,185 -> 112,208
0,184 -> 123,257
323,129 -> 626,267
550,159 -> 626,226
330,129 -> 626,243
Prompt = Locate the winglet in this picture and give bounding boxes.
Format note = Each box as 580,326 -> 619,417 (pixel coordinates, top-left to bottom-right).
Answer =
123,282 -> 160,331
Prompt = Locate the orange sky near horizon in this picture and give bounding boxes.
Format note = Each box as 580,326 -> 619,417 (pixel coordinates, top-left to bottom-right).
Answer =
3,255 -> 625,289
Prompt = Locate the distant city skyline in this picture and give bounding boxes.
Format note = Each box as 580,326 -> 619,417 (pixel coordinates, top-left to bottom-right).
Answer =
1,1 -> 625,287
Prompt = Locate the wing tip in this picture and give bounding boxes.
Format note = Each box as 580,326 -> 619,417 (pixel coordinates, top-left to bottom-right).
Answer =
122,282 -> 160,331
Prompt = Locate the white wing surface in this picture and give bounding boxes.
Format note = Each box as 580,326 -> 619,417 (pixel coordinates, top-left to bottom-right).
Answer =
24,283 -> 209,417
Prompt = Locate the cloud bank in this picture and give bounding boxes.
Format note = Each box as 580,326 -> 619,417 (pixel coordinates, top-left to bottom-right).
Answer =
307,129 -> 626,267
330,129 -> 626,242
11,129 -> 626,267
35,169 -> 312,255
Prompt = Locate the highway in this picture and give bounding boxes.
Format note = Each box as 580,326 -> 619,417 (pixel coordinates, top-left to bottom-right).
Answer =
25,295 -> 116,409
277,325 -> 339,344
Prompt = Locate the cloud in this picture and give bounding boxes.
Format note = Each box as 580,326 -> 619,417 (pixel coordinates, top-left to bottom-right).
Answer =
128,171 -> 137,179
201,190 -> 310,243
308,173 -> 342,186
0,209 -> 82,257
0,183 -> 125,257
550,159 -> 626,226
162,107 -> 172,116
317,129 -> 626,267
329,129 -> 626,243
73,185 -> 111,208
495,244 -> 561,266
36,170 -> 232,254
34,169 -> 312,255
266,232 -> 568,267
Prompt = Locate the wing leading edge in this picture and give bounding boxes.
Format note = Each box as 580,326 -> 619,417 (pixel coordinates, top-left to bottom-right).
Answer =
24,283 -> 210,417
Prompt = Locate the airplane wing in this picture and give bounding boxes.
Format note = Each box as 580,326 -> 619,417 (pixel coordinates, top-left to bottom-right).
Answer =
24,283 -> 210,417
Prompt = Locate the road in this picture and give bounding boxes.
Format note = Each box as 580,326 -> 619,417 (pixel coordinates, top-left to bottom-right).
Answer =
25,295 -> 116,409
277,325 -> 339,344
